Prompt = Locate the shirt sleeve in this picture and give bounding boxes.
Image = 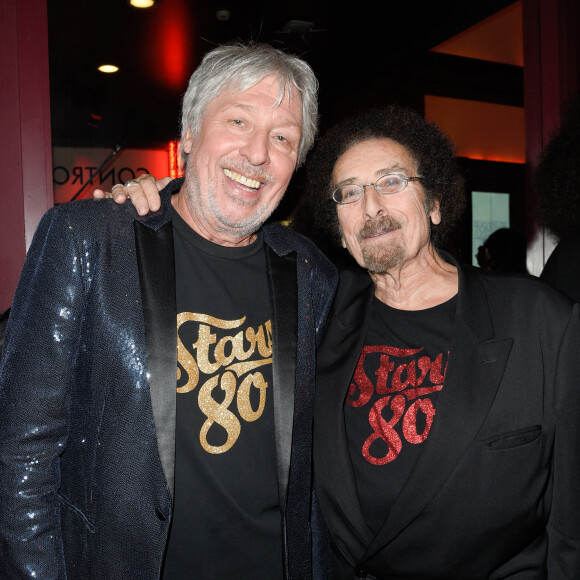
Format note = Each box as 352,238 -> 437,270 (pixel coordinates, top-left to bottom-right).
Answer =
547,302 -> 580,578
0,206 -> 89,580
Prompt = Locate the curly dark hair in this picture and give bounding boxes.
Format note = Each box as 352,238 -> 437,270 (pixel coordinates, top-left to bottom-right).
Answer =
535,95 -> 580,240
306,105 -> 466,249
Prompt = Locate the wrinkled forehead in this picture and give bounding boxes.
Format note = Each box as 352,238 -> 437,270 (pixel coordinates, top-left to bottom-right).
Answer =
225,74 -> 301,110
333,138 -> 418,181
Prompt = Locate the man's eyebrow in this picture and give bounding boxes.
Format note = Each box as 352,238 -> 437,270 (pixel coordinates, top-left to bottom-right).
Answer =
375,164 -> 409,176
226,103 -> 301,128
228,103 -> 256,113
334,164 -> 412,187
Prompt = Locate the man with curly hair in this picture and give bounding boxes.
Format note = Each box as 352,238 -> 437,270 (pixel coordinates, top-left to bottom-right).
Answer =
104,105 -> 580,578
308,105 -> 580,578
535,95 -> 580,302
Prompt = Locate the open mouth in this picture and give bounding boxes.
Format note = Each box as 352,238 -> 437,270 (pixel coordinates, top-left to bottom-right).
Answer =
223,168 -> 262,190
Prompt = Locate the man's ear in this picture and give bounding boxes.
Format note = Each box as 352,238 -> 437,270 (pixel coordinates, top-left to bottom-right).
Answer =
182,127 -> 195,155
429,199 -> 441,225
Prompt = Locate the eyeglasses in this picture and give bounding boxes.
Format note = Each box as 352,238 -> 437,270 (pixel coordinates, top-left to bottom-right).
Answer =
332,173 -> 422,205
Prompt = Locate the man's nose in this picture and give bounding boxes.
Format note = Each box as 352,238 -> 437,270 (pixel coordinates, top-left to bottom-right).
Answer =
239,131 -> 270,166
362,185 -> 386,218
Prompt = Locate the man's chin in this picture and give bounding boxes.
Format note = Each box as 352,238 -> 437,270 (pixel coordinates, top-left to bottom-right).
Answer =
361,247 -> 405,274
229,194 -> 261,208
215,208 -> 269,235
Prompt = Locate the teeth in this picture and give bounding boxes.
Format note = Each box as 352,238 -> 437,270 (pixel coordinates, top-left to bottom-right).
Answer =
223,169 -> 261,189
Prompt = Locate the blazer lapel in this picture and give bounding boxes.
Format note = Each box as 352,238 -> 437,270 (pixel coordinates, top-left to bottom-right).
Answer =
315,269 -> 377,560
362,261 -> 513,560
265,245 -> 297,509
134,220 -> 177,498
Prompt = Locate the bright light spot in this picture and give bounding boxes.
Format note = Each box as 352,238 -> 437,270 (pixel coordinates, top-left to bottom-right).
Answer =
98,64 -> 119,74
130,0 -> 155,7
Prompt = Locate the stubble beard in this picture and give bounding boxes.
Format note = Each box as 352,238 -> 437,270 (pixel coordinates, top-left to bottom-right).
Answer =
185,161 -> 280,239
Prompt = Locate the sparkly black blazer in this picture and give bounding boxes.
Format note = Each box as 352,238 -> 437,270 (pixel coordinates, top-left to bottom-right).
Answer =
0,179 -> 337,579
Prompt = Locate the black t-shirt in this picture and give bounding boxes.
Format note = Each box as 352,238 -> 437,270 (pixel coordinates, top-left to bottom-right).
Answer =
344,295 -> 456,534
162,209 -> 282,579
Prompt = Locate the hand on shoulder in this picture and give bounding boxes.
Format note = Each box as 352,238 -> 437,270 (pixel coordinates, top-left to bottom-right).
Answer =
92,174 -> 170,215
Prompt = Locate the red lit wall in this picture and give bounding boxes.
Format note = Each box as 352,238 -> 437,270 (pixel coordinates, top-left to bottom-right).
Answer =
0,0 -> 53,311
425,96 -> 526,163
431,1 -> 523,67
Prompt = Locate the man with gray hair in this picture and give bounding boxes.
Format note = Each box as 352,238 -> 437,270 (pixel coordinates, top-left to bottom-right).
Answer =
0,42 -> 337,579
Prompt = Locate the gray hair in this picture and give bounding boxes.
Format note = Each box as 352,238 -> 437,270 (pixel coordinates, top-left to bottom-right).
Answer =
180,42 -> 318,167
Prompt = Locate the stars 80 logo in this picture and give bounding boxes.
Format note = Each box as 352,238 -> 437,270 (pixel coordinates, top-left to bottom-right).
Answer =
347,346 -> 448,465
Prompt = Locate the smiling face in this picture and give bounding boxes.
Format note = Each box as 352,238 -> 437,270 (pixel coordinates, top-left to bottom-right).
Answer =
176,75 -> 303,246
334,138 -> 441,273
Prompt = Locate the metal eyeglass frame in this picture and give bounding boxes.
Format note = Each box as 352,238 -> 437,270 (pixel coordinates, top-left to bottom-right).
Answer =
332,173 -> 422,205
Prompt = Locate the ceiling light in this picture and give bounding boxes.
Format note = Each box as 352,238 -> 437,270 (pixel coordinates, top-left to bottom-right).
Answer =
98,64 -> 119,74
130,0 -> 155,7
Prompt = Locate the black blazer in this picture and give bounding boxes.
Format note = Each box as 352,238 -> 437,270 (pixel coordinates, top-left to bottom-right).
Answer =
0,179 -> 337,579
314,258 -> 580,579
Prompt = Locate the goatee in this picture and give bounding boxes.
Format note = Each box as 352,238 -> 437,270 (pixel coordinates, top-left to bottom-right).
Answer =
357,216 -> 405,273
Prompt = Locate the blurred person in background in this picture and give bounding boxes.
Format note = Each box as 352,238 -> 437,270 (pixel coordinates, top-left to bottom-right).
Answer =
535,95 -> 580,303
476,227 -> 529,275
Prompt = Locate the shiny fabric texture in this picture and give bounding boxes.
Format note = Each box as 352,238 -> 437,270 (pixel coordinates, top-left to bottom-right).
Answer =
0,179 -> 338,579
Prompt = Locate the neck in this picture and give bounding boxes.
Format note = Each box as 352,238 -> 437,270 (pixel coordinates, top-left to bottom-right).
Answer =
371,245 -> 458,310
